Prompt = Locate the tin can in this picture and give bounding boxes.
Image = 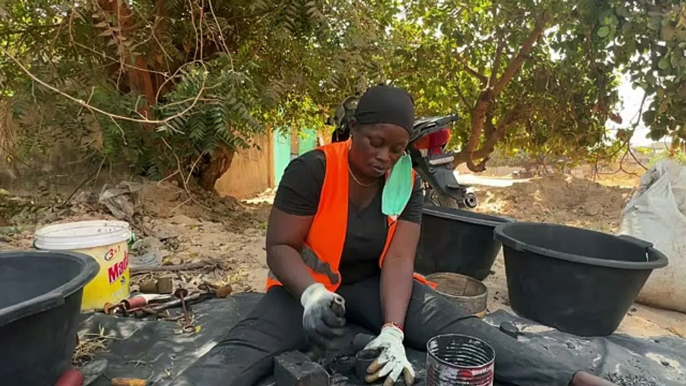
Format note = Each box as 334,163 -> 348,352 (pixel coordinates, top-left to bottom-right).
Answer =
426,334 -> 495,386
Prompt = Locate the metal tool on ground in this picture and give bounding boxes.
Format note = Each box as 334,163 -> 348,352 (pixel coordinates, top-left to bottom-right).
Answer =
174,288 -> 194,333
122,292 -> 210,319
274,351 -> 329,386
122,295 -> 148,310
103,302 -> 124,316
105,294 -> 169,316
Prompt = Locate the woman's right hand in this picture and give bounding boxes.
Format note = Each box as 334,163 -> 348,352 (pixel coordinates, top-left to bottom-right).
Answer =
300,283 -> 347,345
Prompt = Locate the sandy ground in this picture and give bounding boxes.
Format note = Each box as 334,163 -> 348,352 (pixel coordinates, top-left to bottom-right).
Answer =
456,173 -> 530,188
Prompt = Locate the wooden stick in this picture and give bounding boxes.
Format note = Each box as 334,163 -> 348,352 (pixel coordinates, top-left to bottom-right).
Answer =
130,260 -> 214,274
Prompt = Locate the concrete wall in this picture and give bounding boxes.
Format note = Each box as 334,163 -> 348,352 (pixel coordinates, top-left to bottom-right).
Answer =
215,134 -> 274,199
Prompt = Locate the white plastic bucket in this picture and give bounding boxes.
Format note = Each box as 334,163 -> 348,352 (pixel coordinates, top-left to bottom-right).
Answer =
35,220 -> 132,311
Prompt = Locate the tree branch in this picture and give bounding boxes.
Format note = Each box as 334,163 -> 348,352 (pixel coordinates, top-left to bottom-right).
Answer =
0,24 -> 61,36
628,146 -> 648,170
463,89 -> 495,170
484,111 -> 496,137
455,105 -> 527,172
455,86 -> 470,108
452,53 -> 488,86
225,6 -> 280,23
456,15 -> 548,172
1,46 -> 207,126
464,65 -> 488,85
489,34 -> 505,87
492,15 -> 548,96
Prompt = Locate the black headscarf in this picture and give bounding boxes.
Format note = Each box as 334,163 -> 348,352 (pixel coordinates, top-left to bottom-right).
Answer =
353,85 -> 415,135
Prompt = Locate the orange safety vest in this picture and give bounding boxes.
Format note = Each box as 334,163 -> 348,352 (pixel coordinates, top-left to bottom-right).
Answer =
266,140 -> 435,291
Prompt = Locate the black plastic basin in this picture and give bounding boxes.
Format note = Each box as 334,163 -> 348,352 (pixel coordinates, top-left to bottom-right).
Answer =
494,223 -> 668,337
416,206 -> 513,280
0,251 -> 98,385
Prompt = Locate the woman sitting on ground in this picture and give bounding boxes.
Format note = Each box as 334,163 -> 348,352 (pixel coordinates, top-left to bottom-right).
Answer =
174,85 -> 615,386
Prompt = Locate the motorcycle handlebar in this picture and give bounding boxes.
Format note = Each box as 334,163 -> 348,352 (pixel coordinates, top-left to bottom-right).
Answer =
436,113 -> 460,126
410,113 -> 459,142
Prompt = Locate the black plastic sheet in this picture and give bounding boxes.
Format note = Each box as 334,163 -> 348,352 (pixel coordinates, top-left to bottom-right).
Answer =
79,294 -> 686,386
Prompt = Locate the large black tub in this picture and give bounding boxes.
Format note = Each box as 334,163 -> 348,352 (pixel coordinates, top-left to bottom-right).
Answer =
0,251 -> 98,385
416,206 -> 513,280
494,222 -> 668,337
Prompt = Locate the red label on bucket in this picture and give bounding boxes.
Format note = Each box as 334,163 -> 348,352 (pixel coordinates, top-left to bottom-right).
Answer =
107,252 -> 129,284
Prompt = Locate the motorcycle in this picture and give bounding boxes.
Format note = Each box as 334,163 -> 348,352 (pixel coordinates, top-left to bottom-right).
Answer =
328,97 -> 478,209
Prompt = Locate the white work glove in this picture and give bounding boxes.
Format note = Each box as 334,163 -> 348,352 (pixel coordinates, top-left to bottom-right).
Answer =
364,324 -> 415,386
300,283 -> 346,345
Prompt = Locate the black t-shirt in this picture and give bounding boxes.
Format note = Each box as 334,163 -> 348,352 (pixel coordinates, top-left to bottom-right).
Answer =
274,150 -> 424,284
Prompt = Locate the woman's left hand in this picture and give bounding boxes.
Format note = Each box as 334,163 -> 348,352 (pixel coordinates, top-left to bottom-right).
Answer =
363,324 -> 415,386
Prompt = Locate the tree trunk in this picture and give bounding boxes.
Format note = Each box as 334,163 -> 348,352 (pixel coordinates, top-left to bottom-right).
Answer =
197,145 -> 236,192
453,16 -> 549,172
97,0 -> 159,111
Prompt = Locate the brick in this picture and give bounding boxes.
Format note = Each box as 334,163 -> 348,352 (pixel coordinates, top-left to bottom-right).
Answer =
274,351 -> 329,386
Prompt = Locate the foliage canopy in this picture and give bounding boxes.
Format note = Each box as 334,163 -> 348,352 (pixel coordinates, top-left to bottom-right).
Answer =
0,0 -> 684,187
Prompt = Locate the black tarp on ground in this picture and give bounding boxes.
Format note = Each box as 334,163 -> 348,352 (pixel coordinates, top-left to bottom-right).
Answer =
80,294 -> 686,386
482,311 -> 686,386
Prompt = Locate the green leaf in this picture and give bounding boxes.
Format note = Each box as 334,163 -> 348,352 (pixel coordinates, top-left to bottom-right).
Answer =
646,72 -> 657,86
643,110 -> 656,123
648,17 -> 662,31
656,87 -> 665,99
658,57 -> 670,70
597,26 -> 610,38
616,6 -> 630,18
622,22 -> 633,34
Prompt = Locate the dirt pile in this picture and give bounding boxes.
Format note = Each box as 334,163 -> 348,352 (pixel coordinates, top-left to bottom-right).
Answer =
138,181 -> 270,232
475,174 -> 633,232
0,179 -> 272,293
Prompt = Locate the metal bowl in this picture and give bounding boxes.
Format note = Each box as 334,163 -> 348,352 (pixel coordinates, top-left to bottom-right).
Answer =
427,272 -> 488,318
